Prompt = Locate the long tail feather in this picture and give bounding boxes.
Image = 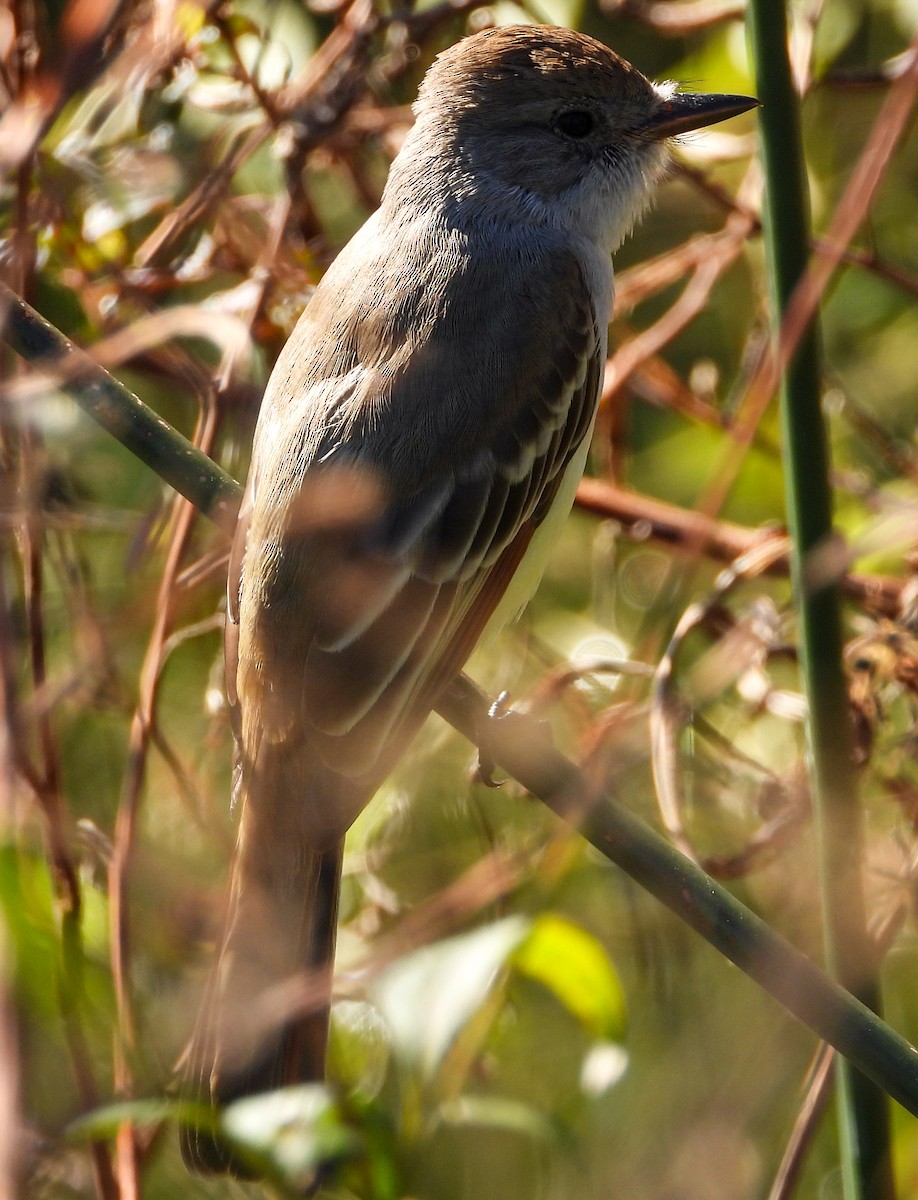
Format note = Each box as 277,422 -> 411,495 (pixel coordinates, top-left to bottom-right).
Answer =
181,751 -> 346,1177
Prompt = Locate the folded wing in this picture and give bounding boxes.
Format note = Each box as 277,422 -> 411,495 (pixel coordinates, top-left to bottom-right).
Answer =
229,236 -> 603,838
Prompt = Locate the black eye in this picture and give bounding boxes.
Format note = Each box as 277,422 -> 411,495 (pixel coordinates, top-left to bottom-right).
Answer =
556,109 -> 595,138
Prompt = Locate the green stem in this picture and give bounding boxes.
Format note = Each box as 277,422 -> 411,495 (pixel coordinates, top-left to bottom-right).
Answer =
5,284 -> 918,1126
746,3 -> 894,1197
0,287 -> 240,536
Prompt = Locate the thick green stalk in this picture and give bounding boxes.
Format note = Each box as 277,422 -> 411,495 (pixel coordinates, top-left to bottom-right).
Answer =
4,283 -> 918,1122
746,3 -> 893,1196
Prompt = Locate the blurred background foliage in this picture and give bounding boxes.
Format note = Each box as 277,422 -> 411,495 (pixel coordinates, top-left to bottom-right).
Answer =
1,0 -> 918,1196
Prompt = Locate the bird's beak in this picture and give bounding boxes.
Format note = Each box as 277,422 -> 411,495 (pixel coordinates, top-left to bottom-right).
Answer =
643,92 -> 760,139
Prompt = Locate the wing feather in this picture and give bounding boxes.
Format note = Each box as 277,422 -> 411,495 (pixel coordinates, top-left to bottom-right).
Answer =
232,234 -> 605,809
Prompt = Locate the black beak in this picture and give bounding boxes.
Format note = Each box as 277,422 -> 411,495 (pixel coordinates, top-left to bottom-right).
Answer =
643,92 -> 760,139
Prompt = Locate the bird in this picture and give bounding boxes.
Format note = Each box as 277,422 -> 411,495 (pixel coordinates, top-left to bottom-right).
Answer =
181,22 -> 756,1176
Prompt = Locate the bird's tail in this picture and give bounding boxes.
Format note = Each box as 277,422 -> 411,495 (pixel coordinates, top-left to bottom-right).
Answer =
180,752 -> 345,1177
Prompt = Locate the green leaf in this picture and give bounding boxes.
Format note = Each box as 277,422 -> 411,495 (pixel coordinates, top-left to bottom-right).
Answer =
329,999 -> 391,1100
0,848 -> 62,1022
222,1085 -> 361,1182
66,1096 -> 193,1140
512,915 -> 626,1042
437,1095 -> 559,1144
373,918 -> 530,1077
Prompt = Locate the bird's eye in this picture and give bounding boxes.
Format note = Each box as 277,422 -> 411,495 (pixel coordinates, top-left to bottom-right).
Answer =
555,109 -> 596,138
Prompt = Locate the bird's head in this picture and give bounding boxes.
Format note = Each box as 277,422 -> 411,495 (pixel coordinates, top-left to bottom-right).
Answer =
401,24 -> 757,249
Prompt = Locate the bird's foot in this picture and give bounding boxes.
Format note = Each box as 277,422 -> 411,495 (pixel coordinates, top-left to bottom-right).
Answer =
473,690 -> 513,788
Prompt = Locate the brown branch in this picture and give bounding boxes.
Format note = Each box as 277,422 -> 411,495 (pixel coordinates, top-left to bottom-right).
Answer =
574,476 -> 904,615
610,332 -> 725,426
823,47 -> 918,89
829,241 -> 918,299
606,0 -> 746,35
0,951 -> 21,1198
135,0 -> 379,268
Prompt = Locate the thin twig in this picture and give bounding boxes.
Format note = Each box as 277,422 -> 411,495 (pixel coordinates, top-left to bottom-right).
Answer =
650,537 -> 791,858
602,175 -> 758,403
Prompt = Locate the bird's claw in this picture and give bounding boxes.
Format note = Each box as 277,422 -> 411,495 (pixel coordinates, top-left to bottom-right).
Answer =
472,691 -> 513,787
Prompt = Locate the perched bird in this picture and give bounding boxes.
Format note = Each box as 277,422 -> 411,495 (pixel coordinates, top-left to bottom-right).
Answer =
182,22 -> 756,1174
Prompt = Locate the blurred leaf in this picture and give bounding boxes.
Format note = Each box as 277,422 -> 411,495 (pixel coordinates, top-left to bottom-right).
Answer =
513,914 -> 626,1042
223,13 -> 261,39
0,848 -> 59,1022
66,1096 -> 190,1139
176,1 -> 208,39
527,0 -> 587,32
330,998 -> 391,1100
811,2 -> 863,76
437,1094 -> 560,1144
221,1084 -> 361,1182
579,1040 -> 629,1096
373,918 -> 530,1077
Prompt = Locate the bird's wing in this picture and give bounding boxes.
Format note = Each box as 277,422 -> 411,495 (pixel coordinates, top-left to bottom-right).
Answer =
228,238 -> 603,812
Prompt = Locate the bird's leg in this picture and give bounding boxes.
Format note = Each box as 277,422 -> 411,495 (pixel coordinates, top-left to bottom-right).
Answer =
472,690 -> 514,788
